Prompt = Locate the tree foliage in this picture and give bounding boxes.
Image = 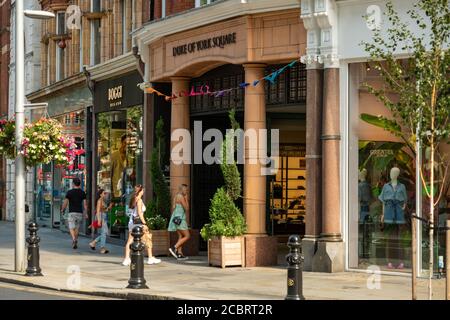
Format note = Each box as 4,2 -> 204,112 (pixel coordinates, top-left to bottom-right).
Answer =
201,110 -> 247,240
145,117 -> 171,229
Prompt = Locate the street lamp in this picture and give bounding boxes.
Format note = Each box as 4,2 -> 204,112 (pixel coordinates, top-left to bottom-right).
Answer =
15,3 -> 54,272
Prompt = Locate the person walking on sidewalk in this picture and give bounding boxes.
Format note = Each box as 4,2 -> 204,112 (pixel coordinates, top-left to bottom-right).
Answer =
168,184 -> 190,260
60,178 -> 87,249
89,189 -> 112,254
122,185 -> 161,266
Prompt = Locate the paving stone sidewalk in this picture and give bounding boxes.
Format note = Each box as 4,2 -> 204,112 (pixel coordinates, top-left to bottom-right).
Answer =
0,222 -> 446,300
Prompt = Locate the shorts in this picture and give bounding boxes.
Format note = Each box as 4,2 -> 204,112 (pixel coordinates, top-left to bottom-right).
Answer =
68,212 -> 83,230
384,200 -> 405,224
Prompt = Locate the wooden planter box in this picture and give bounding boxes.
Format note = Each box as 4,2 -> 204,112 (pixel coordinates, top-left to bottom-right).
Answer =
208,236 -> 246,268
150,230 -> 170,256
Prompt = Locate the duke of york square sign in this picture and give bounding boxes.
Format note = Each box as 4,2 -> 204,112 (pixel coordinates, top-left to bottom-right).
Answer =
172,32 -> 237,57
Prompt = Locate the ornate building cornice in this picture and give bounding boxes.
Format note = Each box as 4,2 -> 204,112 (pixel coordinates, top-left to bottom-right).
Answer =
300,0 -> 340,69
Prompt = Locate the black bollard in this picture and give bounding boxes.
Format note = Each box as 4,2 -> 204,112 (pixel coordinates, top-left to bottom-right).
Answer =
25,222 -> 43,277
127,226 -> 149,289
285,234 -> 305,300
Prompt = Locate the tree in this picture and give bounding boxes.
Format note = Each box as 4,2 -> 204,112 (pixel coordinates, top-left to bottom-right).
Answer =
146,117 -> 171,228
361,0 -> 450,299
200,110 -> 247,240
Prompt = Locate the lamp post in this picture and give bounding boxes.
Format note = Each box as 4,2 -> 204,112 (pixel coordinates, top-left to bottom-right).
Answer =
15,3 -> 54,272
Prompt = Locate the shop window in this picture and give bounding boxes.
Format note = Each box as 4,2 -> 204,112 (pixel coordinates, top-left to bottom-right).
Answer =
347,62 -> 449,274
96,106 -> 144,239
269,144 -> 306,236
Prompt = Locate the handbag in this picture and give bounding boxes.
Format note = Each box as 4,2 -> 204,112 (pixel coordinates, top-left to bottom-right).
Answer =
133,216 -> 142,225
172,216 -> 182,226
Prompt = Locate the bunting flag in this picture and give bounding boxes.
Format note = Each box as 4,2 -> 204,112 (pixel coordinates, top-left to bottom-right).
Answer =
138,58 -> 300,102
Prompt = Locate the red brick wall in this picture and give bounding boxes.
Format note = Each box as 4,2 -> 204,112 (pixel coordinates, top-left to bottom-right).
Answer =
155,0 -> 162,19
167,0 -> 195,16
152,0 -> 195,21
0,0 -> 10,220
142,0 -> 151,22
0,0 -> 10,119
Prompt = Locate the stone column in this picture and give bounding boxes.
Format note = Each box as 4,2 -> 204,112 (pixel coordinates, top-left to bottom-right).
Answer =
312,67 -> 344,273
243,64 -> 266,235
302,67 -> 323,271
170,77 -> 191,224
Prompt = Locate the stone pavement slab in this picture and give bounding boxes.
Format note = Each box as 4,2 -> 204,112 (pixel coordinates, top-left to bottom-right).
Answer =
0,222 -> 446,300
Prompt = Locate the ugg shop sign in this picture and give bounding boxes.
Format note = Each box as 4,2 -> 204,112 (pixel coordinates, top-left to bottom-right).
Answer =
172,33 -> 237,57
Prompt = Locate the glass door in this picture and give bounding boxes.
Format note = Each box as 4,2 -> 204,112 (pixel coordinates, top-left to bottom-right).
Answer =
35,163 -> 53,228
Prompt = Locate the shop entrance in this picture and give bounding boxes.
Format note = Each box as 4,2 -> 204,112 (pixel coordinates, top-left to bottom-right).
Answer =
188,63 -> 307,248
191,114 -> 244,250
267,116 -> 307,241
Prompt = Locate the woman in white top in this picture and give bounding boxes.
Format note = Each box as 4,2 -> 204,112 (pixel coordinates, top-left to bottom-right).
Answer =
122,185 -> 161,266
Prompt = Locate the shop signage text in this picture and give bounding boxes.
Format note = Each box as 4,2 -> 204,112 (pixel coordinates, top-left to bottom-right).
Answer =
94,72 -> 143,114
172,33 -> 237,57
108,85 -> 123,108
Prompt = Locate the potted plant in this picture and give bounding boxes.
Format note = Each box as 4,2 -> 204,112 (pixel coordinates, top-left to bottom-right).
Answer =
201,110 -> 247,268
145,201 -> 169,256
0,117 -> 76,167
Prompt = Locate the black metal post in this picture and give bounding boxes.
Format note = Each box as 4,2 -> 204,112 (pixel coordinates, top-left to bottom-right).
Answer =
127,226 -> 149,289
25,222 -> 42,277
285,234 -> 305,300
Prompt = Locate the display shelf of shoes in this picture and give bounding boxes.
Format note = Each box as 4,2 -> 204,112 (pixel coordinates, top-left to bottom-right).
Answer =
270,156 -> 306,223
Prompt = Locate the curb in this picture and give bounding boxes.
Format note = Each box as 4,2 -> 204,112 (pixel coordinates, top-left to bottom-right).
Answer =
0,276 -> 179,300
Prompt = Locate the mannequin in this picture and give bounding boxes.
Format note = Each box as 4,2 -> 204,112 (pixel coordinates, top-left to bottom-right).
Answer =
378,167 -> 407,269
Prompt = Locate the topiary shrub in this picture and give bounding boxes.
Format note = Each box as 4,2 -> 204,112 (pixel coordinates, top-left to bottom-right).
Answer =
201,109 -> 247,240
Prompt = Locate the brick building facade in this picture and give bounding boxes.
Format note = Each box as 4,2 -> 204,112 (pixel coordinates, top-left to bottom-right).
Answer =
0,0 -> 10,220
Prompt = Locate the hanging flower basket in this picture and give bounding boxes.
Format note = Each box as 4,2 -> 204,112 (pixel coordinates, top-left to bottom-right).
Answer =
21,118 -> 77,167
0,119 -> 16,159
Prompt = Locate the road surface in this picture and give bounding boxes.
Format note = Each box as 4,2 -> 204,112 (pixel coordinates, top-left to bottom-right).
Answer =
0,282 -> 116,300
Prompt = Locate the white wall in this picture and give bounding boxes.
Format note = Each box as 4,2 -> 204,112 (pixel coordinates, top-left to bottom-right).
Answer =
337,0 -> 433,61
7,0 -> 43,222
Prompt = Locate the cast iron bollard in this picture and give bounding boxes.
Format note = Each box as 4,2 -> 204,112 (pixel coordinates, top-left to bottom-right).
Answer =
25,222 -> 43,277
285,234 -> 305,300
127,226 -> 149,289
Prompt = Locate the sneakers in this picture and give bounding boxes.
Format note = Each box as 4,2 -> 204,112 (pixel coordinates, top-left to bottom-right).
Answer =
99,248 -> 109,254
387,262 -> 394,269
89,241 -> 96,250
122,258 -> 131,266
72,240 -> 78,249
397,263 -> 404,269
169,246 -> 178,259
147,257 -> 162,265
176,253 -> 188,261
